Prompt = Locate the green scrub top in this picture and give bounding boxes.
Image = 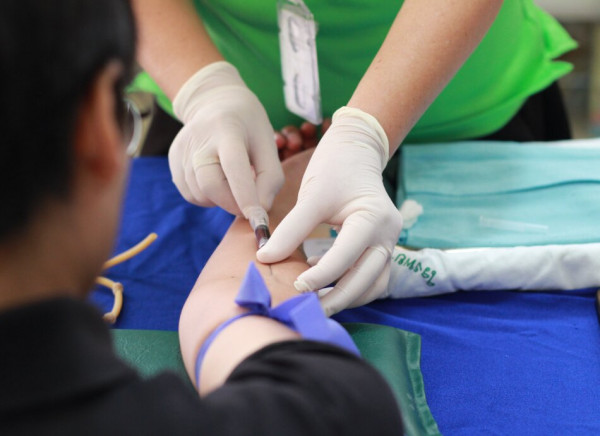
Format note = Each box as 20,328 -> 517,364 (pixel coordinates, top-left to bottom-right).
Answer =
131,0 -> 576,145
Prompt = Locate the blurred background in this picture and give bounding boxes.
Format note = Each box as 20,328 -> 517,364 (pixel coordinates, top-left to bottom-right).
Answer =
536,0 -> 600,138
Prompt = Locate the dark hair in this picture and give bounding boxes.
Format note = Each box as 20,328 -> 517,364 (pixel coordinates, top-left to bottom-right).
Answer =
0,0 -> 136,242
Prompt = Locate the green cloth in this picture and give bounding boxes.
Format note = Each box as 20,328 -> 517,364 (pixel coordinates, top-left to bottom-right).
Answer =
130,0 -> 576,144
112,323 -> 440,436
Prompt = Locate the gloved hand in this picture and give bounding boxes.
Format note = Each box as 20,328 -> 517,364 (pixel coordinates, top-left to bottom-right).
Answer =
257,106 -> 403,315
169,61 -> 284,217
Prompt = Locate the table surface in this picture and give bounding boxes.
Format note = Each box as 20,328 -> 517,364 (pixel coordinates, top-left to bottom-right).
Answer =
92,157 -> 600,436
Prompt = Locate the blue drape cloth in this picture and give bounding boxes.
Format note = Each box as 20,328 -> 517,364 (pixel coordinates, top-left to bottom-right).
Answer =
92,155 -> 600,435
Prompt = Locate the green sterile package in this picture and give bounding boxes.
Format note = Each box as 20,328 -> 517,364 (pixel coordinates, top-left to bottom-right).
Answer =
396,139 -> 600,249
112,323 -> 440,436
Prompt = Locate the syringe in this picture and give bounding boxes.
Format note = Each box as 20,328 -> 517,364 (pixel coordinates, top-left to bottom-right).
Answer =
246,206 -> 271,249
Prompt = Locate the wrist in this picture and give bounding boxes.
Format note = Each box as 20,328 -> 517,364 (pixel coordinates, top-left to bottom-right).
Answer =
331,106 -> 390,168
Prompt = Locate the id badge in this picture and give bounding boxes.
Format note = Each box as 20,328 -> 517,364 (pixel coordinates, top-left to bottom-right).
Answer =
277,0 -> 322,124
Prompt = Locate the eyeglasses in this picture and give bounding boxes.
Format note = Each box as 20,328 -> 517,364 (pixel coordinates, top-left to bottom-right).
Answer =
122,98 -> 143,156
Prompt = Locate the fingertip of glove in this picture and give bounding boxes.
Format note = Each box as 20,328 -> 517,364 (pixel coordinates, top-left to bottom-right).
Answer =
255,246 -> 269,263
293,279 -> 312,293
321,302 -> 336,318
256,244 -> 281,264
320,293 -> 347,317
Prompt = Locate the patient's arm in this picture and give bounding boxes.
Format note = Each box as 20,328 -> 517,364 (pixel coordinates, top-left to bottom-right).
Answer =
179,149 -> 315,395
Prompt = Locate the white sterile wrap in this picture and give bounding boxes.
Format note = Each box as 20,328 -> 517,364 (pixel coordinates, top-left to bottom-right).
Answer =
385,243 -> 600,298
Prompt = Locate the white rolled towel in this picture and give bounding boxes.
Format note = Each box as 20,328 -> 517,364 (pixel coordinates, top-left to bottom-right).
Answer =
386,243 -> 600,298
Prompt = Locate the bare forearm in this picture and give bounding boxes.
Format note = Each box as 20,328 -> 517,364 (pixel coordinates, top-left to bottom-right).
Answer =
348,0 -> 503,153
179,151 -> 313,394
131,0 -> 223,99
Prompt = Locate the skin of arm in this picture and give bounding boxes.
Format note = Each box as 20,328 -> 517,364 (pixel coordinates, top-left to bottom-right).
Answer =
348,0 -> 503,154
130,0 -> 224,99
179,150 -> 315,396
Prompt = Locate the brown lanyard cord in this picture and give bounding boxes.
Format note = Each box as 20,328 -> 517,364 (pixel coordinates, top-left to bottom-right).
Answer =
96,233 -> 158,323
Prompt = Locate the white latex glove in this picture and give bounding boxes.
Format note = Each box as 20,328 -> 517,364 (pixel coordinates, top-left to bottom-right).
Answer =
169,61 -> 284,217
257,106 -> 403,315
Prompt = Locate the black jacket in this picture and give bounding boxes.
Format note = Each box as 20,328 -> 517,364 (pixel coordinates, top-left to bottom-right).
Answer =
0,297 -> 402,435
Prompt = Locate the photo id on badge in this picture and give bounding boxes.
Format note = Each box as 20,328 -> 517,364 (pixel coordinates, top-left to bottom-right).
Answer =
277,0 -> 322,125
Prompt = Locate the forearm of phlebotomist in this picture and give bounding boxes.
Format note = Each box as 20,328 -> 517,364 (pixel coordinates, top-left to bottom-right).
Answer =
348,0 -> 503,155
130,0 -> 224,99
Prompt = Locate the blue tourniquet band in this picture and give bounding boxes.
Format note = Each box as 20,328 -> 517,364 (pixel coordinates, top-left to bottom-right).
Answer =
194,262 -> 360,387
